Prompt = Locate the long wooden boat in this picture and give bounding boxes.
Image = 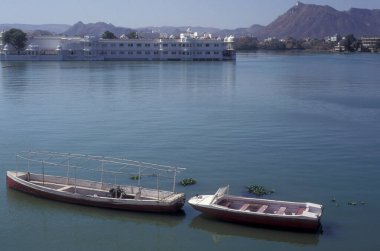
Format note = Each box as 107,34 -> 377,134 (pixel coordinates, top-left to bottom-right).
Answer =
7,151 -> 186,213
188,186 -> 323,231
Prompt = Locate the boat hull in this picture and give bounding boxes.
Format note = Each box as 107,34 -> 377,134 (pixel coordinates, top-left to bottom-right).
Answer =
190,203 -> 320,231
188,191 -> 322,232
7,172 -> 185,213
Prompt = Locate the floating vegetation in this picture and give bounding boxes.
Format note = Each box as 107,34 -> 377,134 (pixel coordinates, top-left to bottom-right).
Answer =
331,198 -> 366,207
180,178 -> 197,186
130,174 -> 141,180
247,185 -> 274,196
348,201 -> 366,206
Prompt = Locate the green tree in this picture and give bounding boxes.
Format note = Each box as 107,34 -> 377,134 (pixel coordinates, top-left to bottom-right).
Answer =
341,34 -> 357,52
127,31 -> 138,39
375,41 -> 380,51
2,28 -> 28,50
234,37 -> 258,50
101,30 -> 117,39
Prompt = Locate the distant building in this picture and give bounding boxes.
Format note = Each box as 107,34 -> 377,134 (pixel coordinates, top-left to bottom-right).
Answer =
0,29 -> 235,61
361,36 -> 380,51
331,34 -> 342,42
334,42 -> 345,52
325,34 -> 342,42
263,37 -> 279,43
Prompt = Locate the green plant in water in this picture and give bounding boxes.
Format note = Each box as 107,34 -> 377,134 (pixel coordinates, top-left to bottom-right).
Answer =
180,178 -> 197,186
130,174 -> 141,180
247,185 -> 274,196
348,201 -> 366,206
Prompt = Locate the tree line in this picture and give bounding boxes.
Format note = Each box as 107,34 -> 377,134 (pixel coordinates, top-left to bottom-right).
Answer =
234,35 -> 380,52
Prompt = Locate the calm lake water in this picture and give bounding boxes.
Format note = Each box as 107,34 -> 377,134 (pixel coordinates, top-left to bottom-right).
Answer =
1,52 -> 380,250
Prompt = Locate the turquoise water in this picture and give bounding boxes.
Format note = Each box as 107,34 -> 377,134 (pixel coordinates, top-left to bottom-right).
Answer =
1,52 -> 380,250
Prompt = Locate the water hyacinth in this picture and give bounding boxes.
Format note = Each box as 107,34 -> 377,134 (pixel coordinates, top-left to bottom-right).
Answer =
247,185 -> 275,196
180,178 -> 197,186
130,175 -> 141,180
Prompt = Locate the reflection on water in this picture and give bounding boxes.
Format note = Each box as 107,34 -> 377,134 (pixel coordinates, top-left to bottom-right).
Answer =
190,215 -> 320,246
7,189 -> 185,228
1,61 -> 236,99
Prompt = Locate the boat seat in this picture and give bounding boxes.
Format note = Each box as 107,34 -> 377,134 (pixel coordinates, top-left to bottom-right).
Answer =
276,206 -> 286,215
240,203 -> 250,211
257,205 -> 268,213
57,185 -> 72,191
296,207 -> 306,215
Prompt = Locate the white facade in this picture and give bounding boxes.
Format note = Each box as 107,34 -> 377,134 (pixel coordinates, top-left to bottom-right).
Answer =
361,37 -> 380,49
0,30 -> 235,61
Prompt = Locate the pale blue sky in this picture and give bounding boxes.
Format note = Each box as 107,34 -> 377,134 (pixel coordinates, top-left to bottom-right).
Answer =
1,0 -> 380,28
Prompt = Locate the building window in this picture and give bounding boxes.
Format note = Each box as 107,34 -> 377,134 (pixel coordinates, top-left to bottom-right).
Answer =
214,44 -> 220,47
128,51 -> 133,55
137,43 -> 142,47
163,44 -> 168,47
145,43 -> 150,47
205,44 -> 210,47
111,43 -> 116,47
214,51 -> 219,54
137,51 -> 142,54
145,51 -> 151,55
205,51 -> 210,54
171,51 -> 176,55
128,43 -> 133,47
154,51 -> 159,55
171,43 -> 176,47
120,51 -> 125,54
119,43 -> 124,47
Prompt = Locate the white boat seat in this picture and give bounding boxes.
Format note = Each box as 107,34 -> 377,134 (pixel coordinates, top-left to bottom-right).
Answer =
257,205 -> 268,213
276,206 -> 286,215
57,185 -> 71,191
296,207 -> 306,215
240,203 -> 250,211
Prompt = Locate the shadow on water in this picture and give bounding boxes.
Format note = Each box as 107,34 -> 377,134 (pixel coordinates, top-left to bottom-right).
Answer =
6,189 -> 185,228
189,215 -> 320,246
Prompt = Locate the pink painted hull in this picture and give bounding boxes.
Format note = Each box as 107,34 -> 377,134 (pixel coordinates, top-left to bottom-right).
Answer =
190,204 -> 321,232
7,175 -> 185,213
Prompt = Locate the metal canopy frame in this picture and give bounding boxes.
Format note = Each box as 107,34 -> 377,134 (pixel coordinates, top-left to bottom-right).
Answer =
16,150 -> 185,194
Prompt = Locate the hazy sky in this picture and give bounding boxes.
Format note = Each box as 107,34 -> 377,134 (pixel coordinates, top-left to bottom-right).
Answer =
1,0 -> 380,28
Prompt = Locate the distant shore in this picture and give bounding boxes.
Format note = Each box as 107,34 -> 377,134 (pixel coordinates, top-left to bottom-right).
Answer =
234,36 -> 380,53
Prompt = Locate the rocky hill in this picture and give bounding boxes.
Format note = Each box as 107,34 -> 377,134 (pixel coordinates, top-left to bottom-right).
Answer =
0,24 -> 70,34
217,24 -> 264,38
253,2 -> 380,39
62,21 -> 134,37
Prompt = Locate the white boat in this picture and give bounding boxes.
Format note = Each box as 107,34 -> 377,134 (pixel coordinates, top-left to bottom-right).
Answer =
188,186 -> 323,231
7,151 -> 186,213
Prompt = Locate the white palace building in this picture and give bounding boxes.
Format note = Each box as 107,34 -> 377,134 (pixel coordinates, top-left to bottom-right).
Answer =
0,29 -> 235,61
